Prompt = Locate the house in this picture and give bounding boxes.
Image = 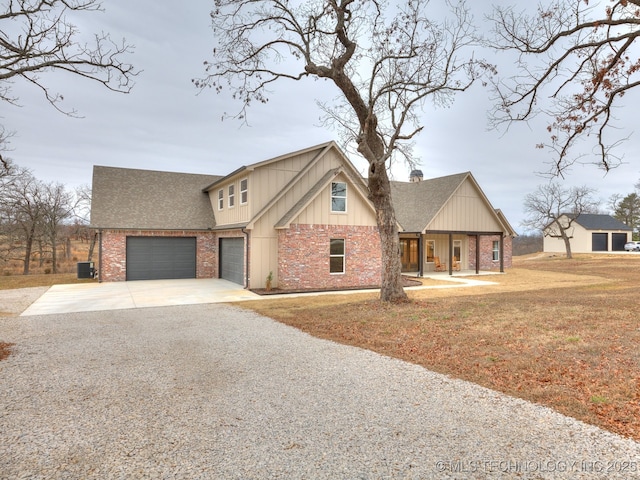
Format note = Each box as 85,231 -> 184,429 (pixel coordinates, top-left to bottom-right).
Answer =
543,213 -> 632,253
90,141 -> 516,290
392,171 -> 516,276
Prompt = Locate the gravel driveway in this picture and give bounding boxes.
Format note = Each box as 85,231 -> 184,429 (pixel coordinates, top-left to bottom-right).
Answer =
2,303 -> 640,479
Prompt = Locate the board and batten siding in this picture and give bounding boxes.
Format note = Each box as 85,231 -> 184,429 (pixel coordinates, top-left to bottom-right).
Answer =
247,150 -> 376,289
291,173 -> 377,227
209,176 -> 251,226
427,179 -> 503,232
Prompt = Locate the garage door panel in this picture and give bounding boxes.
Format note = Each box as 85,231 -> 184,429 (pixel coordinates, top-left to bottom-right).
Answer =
591,233 -> 608,252
220,238 -> 244,285
127,237 -> 196,281
612,233 -> 627,252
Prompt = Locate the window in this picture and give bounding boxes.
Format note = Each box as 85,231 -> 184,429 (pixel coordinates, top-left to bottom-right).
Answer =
240,178 -> 248,204
453,240 -> 461,262
331,182 -> 347,212
425,240 -> 435,263
218,189 -> 224,210
228,184 -> 235,207
492,240 -> 500,261
330,239 -> 345,273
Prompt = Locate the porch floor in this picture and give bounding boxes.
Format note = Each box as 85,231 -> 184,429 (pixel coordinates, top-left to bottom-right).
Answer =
404,270 -> 505,279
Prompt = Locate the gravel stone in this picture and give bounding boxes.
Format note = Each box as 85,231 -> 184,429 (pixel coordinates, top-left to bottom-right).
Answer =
1,303 -> 640,479
0,287 -> 49,316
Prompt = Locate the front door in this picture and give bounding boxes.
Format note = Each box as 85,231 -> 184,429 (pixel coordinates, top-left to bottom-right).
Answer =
400,238 -> 419,272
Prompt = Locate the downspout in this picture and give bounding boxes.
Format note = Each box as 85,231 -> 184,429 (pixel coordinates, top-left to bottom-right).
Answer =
475,235 -> 480,275
500,234 -> 505,273
242,227 -> 250,289
98,229 -> 103,283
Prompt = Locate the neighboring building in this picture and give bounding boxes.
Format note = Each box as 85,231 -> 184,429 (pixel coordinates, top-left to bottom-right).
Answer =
91,141 -> 516,290
543,213 -> 632,253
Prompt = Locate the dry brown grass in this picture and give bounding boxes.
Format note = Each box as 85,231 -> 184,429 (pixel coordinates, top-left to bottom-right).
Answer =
0,239 -> 95,290
0,273 -> 95,290
0,237 -> 94,280
246,253 -> 640,441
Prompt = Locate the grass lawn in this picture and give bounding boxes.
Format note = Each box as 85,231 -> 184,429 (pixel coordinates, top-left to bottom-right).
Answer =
246,254 -> 640,441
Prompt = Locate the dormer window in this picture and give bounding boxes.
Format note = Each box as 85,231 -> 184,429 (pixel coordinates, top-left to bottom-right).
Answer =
331,182 -> 347,212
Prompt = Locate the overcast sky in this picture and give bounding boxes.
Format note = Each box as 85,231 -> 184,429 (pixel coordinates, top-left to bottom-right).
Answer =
5,0 -> 640,234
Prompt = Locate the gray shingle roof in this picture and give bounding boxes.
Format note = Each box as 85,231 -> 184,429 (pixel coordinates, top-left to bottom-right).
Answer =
91,166 -> 221,229
571,213 -> 632,231
390,173 -> 469,232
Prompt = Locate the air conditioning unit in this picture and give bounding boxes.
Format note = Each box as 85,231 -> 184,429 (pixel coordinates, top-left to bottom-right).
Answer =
77,261 -> 95,279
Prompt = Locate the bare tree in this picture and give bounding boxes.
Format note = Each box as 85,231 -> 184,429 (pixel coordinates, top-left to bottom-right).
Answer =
0,166 -> 44,274
490,0 -> 640,176
196,0 -> 488,302
40,182 -> 74,273
523,182 -> 599,258
1,0 -> 136,148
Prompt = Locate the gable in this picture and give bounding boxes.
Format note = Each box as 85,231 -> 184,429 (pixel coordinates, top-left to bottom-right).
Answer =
427,176 -> 503,232
246,142 -> 372,230
544,216 -> 589,237
391,172 -> 510,234
283,172 -> 378,227
391,173 -> 467,232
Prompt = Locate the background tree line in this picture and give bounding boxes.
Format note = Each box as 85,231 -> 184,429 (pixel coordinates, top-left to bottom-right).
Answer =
610,184 -> 640,240
0,159 -> 92,275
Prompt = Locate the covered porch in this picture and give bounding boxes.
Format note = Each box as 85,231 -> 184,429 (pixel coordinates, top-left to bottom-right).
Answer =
399,231 -> 508,277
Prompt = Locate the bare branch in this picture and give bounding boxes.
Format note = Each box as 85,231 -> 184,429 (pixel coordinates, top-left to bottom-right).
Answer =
1,0 -> 137,126
489,0 -> 640,175
522,182 -> 599,258
197,0 -> 491,302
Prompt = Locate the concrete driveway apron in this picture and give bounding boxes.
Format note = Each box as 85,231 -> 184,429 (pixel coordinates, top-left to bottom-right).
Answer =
20,278 -> 260,316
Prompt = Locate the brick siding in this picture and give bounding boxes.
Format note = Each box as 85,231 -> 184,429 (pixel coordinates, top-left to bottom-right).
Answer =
278,224 -> 382,290
468,235 -> 513,271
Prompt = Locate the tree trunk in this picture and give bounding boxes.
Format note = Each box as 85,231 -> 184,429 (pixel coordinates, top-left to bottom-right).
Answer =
38,239 -> 44,267
366,157 -> 408,303
51,232 -> 58,274
88,232 -> 97,261
22,225 -> 35,275
561,231 -> 573,259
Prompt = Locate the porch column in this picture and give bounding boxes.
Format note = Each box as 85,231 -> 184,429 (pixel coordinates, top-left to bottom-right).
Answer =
475,235 -> 480,274
499,235 -> 505,273
448,233 -> 453,275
